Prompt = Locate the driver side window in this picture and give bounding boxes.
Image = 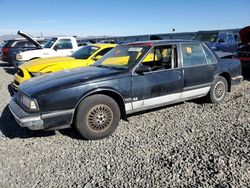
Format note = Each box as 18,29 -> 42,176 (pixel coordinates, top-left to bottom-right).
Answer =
95,48 -> 113,57
54,39 -> 73,49
92,47 -> 113,60
141,45 -> 177,71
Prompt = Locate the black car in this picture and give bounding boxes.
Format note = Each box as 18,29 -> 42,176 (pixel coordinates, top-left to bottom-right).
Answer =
9,40 -> 243,140
1,31 -> 47,64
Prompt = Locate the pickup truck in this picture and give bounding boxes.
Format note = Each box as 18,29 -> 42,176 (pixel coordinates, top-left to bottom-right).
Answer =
9,40 -> 243,140
192,30 -> 240,55
14,31 -> 80,67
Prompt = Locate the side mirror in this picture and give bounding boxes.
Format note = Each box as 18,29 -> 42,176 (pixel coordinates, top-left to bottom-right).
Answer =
54,45 -> 58,51
218,39 -> 225,43
93,55 -> 102,61
135,64 -> 151,75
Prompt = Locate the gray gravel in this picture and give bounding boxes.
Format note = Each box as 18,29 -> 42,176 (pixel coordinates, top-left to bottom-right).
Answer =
0,61 -> 250,187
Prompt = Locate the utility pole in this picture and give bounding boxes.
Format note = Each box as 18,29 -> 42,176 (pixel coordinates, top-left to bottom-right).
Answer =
171,28 -> 175,39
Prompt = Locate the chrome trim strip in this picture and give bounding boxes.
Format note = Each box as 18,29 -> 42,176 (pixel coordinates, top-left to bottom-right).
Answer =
41,109 -> 74,119
232,75 -> 243,81
183,83 -> 211,91
125,103 -> 133,111
135,93 -> 180,108
181,86 -> 210,99
125,86 -> 210,113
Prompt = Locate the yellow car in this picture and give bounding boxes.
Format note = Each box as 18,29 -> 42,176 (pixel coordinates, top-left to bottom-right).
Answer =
13,43 -> 116,90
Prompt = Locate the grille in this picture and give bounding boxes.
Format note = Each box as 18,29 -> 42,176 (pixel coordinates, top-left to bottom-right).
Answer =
13,80 -> 20,86
17,68 -> 24,77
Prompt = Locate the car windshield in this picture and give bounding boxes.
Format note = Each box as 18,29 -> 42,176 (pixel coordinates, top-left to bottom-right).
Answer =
93,45 -> 151,69
43,38 -> 57,48
71,45 -> 99,59
193,33 -> 218,42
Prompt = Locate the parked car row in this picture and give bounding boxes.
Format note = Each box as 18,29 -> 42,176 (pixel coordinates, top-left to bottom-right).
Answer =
1,32 -> 48,63
8,40 -> 243,140
12,43 -> 116,90
192,26 -> 250,66
1,31 -> 95,66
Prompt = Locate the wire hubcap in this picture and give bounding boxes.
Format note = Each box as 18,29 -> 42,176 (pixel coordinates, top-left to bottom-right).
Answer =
214,81 -> 226,100
86,104 -> 113,132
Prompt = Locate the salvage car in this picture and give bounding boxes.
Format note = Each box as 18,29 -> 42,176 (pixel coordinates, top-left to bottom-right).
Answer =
9,40 -> 243,140
1,36 -> 47,64
14,31 -> 82,67
192,30 -> 240,53
12,43 -> 116,90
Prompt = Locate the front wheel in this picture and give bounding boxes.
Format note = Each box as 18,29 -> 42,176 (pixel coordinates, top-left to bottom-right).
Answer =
75,94 -> 120,140
207,76 -> 228,104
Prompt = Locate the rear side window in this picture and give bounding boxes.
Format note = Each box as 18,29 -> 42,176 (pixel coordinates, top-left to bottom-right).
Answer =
55,39 -> 73,49
227,34 -> 235,43
2,40 -> 15,48
217,33 -> 227,43
181,44 -> 207,67
13,41 -> 27,47
202,45 -> 217,64
38,40 -> 47,46
25,41 -> 36,47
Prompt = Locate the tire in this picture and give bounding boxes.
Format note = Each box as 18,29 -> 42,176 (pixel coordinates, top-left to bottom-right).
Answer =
75,94 -> 121,140
207,76 -> 228,104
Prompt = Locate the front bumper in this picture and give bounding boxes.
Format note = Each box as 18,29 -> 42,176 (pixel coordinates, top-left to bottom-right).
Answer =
9,98 -> 44,130
9,98 -> 74,131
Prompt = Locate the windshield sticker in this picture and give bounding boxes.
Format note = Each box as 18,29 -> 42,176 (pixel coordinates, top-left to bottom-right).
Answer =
128,47 -> 143,52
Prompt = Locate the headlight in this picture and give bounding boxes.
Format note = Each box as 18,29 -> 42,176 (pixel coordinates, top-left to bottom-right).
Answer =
21,94 -> 39,110
16,54 -> 23,61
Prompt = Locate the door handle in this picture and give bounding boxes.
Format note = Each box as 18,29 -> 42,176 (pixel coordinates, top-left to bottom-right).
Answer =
208,65 -> 214,69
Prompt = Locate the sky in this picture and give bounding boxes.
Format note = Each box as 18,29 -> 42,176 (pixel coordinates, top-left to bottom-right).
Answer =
0,0 -> 249,37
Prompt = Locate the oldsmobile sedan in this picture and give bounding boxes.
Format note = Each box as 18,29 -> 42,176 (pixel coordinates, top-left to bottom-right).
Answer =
9,40 -> 243,140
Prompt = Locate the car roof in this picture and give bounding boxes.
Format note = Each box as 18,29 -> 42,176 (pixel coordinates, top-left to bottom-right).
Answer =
126,39 -> 202,46
91,43 -> 117,48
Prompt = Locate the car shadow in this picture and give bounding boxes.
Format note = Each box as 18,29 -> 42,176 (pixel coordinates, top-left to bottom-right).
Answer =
7,84 -> 15,97
0,105 -> 55,139
58,128 -> 84,140
0,62 -> 11,67
3,67 -> 16,75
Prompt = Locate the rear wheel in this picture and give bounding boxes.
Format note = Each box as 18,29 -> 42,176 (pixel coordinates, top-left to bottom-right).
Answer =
75,94 -> 120,140
207,76 -> 228,104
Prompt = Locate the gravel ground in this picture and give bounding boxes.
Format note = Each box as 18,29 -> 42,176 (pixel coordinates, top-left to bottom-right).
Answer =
0,61 -> 250,187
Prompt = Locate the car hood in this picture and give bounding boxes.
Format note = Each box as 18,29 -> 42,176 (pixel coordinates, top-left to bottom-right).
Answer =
19,66 -> 128,96
18,31 -> 42,49
239,26 -> 250,44
20,56 -> 86,72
